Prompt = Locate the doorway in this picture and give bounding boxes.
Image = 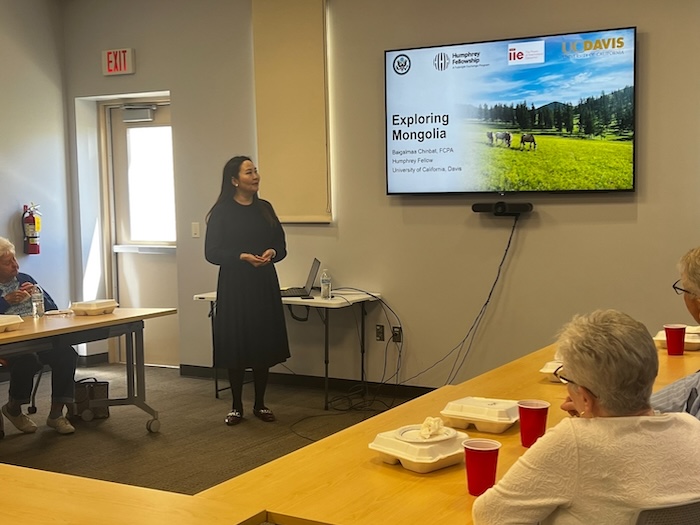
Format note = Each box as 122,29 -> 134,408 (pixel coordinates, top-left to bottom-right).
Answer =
104,100 -> 179,366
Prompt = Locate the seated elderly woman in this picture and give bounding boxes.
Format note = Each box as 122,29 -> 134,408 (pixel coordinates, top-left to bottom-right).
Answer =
472,309 -> 700,525
0,236 -> 77,436
651,246 -> 700,417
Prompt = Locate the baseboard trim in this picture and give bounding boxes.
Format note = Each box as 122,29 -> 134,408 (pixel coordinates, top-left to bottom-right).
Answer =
179,364 -> 434,398
77,353 -> 109,368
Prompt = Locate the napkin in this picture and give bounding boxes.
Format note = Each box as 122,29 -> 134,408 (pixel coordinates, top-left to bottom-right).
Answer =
420,416 -> 444,439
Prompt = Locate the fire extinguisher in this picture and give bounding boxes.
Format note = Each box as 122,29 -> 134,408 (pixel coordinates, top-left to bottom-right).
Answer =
21,202 -> 41,255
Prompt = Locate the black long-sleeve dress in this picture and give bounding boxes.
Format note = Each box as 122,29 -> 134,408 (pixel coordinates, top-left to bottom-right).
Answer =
205,198 -> 290,370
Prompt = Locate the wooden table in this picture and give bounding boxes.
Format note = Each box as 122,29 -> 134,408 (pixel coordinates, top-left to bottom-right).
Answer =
2,342 -> 697,524
0,308 -> 176,432
0,463 -> 246,525
197,344 -> 700,524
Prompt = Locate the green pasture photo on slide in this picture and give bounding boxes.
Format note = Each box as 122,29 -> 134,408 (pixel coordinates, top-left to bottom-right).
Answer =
471,124 -> 633,192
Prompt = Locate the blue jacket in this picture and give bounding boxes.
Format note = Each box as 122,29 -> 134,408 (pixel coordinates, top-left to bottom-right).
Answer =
0,272 -> 59,314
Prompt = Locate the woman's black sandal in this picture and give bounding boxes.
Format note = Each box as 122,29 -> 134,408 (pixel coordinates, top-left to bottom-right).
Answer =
225,409 -> 243,426
253,407 -> 275,422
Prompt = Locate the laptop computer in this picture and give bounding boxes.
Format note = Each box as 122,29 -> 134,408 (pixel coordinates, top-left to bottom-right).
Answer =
280,258 -> 321,297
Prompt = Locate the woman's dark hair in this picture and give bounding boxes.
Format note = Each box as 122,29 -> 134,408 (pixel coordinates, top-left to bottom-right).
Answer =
206,155 -> 277,226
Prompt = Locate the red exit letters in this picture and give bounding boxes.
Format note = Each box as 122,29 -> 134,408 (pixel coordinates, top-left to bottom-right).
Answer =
102,48 -> 135,76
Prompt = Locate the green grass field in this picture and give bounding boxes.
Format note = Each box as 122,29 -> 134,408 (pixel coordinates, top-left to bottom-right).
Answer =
467,124 -> 633,192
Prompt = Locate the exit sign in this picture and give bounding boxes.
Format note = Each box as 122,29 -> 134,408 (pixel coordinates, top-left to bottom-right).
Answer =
102,48 -> 135,76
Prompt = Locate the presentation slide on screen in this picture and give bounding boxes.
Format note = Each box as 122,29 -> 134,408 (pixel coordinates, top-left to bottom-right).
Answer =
385,27 -> 636,194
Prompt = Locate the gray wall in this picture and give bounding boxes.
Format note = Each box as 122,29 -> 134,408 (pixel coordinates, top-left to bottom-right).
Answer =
0,0 -> 71,306
3,0 -> 699,387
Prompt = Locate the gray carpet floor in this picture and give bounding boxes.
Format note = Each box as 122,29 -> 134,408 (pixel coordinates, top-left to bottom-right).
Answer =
0,364 -> 407,495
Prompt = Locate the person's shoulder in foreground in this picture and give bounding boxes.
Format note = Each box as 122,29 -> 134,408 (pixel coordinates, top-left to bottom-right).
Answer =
473,413 -> 700,524
472,309 -> 700,525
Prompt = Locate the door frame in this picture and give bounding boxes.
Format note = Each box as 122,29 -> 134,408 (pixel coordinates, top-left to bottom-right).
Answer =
97,96 -> 173,363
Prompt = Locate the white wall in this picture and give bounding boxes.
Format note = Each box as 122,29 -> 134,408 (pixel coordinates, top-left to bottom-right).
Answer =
0,0 -> 71,306
8,0 -> 700,388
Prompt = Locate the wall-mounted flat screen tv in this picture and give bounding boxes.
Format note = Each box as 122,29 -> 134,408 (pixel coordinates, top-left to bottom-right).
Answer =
385,27 -> 636,195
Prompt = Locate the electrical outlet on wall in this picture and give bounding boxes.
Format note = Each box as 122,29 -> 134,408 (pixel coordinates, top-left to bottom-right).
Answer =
376,324 -> 385,341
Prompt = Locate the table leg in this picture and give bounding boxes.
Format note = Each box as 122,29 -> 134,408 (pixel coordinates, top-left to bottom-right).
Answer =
134,327 -> 145,402
133,323 -> 160,431
360,302 -> 366,382
125,330 -> 135,399
360,302 -> 368,394
210,300 -> 220,399
324,307 -> 330,410
92,322 -> 159,430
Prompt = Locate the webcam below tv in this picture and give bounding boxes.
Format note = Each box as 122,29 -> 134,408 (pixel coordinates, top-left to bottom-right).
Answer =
472,202 -> 533,217
385,26 -> 636,195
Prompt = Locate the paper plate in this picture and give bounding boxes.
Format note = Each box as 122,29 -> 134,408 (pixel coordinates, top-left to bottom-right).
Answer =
394,424 -> 457,443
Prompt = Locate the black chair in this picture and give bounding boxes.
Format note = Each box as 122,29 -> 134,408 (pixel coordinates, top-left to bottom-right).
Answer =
633,500 -> 700,525
27,365 -> 44,414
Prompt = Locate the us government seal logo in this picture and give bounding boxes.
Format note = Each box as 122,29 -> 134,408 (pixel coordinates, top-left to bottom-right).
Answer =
393,54 -> 411,75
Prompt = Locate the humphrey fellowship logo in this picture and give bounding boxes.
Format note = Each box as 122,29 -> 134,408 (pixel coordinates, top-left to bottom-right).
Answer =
433,52 -> 450,71
508,40 -> 545,66
393,54 -> 411,75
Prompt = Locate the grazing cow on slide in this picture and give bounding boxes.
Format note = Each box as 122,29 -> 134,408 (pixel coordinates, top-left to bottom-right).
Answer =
520,133 -> 537,150
486,131 -> 494,145
494,132 -> 511,147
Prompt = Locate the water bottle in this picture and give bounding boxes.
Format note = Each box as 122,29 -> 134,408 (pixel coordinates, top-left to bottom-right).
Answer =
31,285 -> 45,318
320,269 -> 332,299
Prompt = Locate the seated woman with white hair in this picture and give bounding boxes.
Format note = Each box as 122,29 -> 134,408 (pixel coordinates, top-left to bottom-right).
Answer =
0,236 -> 77,436
472,309 -> 700,525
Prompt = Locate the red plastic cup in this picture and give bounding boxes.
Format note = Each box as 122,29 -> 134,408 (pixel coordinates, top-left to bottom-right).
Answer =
517,399 -> 550,448
664,324 -> 686,356
463,438 -> 501,496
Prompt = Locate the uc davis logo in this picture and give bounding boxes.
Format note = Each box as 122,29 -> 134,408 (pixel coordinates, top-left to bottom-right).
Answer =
393,54 -> 411,75
433,52 -> 450,71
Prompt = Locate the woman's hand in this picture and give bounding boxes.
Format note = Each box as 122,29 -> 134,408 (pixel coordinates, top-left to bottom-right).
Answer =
560,396 -> 581,417
240,253 -> 269,267
260,249 -> 276,264
3,288 -> 31,305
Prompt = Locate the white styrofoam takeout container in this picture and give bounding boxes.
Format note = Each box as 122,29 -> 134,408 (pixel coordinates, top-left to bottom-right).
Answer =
653,327 -> 700,351
0,315 -> 24,333
70,299 -> 119,316
369,428 -> 468,473
440,396 -> 519,434
539,360 -> 564,382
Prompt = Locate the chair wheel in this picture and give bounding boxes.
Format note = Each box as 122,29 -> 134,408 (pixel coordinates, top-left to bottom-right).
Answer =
81,409 -> 94,422
28,407 -> 37,414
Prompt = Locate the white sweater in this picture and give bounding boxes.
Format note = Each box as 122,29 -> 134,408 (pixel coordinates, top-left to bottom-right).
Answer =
472,413 -> 700,525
